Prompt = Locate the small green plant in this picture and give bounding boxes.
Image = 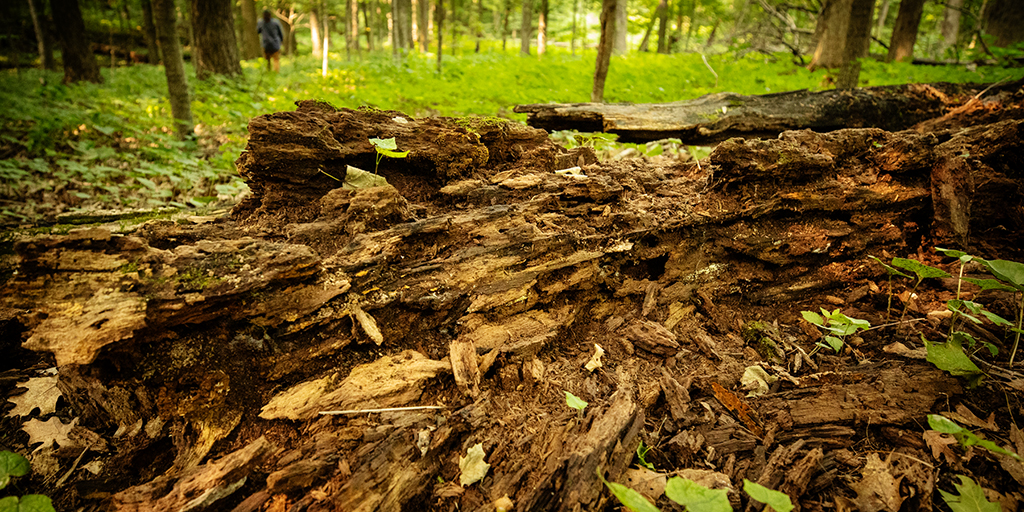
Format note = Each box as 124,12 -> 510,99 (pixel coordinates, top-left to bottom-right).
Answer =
664,477 -> 731,512
801,308 -> 870,355
636,441 -> 655,471
928,414 -> 1021,461
939,475 -> 1001,512
368,137 -> 409,174
565,391 -> 588,421
601,465 -> 795,512
743,480 -> 794,512
0,450 -> 55,512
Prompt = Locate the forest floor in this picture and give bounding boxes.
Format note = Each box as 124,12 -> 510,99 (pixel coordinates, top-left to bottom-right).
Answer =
1,89 -> 1024,512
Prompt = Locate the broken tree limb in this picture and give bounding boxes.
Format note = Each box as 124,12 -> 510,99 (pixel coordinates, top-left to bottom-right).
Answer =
514,81 -> 1023,144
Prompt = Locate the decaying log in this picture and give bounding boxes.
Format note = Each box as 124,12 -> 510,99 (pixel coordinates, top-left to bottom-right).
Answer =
2,98 -> 1023,511
514,80 -> 1024,144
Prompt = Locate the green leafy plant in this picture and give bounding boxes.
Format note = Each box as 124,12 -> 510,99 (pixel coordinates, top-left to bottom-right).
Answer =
743,480 -> 794,512
890,257 -> 950,322
801,308 -> 870,355
0,451 -> 55,512
664,477 -> 731,512
924,334 -> 985,387
978,259 -> 1024,364
938,475 -> 1001,512
928,414 -> 1021,461
597,467 -> 660,512
368,137 -> 409,174
636,441 -> 655,471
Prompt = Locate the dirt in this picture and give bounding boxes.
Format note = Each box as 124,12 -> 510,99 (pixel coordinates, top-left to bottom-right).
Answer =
1,95 -> 1024,512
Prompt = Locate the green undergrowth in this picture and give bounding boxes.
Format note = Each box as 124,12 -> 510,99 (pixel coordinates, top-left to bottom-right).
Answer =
1,48 -> 1021,226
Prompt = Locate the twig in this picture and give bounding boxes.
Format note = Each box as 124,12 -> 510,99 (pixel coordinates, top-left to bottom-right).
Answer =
319,405 -> 444,415
701,54 -> 719,88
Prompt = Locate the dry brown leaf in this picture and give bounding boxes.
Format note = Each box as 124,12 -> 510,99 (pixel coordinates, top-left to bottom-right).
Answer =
23,416 -> 77,452
850,453 -> 904,512
999,424 -> 1024,486
923,430 -> 959,465
8,375 -> 62,417
947,404 -> 997,430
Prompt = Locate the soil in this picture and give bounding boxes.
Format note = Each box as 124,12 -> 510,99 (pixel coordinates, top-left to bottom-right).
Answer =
1,94 -> 1024,512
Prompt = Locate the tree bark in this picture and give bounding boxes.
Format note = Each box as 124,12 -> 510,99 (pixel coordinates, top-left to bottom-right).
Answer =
190,0 -> 242,79
140,0 -> 160,64
436,0 -> 444,71
310,6 -> 323,58
152,0 -> 193,139
239,0 -> 261,60
537,0 -> 547,55
657,0 -> 669,53
49,0 -> 103,83
886,0 -> 925,62
27,0 -> 55,70
277,8 -> 297,56
417,0 -> 430,51
592,0 -> 616,102
938,0 -> 963,55
836,0 -> 874,89
873,0 -> 889,39
613,0 -> 628,54
982,0 -> 1024,47
810,0 -> 851,69
520,0 -> 532,55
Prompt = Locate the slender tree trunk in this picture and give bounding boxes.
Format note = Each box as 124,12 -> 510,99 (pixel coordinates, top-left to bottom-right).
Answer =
277,9 -> 296,55
347,0 -> 358,57
417,0 -> 430,51
886,0 -> 925,62
613,0 -> 627,54
592,0 -> 616,102
152,0 -> 192,139
982,0 -> 1024,47
537,0 -> 547,55
140,0 -> 160,64
657,0 -> 669,53
502,0 -> 510,51
27,0 -> 55,70
571,0 -> 578,54
311,7 -> 323,58
190,0 -> 242,78
322,4 -> 330,77
401,0 -> 414,49
239,0 -> 261,59
49,0 -> 103,83
475,0 -> 483,52
436,0 -> 444,72
873,0 -> 890,39
810,0 -> 852,69
363,2 -> 374,51
837,0 -> 875,89
520,0 -> 532,55
938,0 -> 963,55
450,0 -> 458,55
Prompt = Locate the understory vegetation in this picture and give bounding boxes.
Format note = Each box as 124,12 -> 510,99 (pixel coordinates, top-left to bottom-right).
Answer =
1,48 -> 1022,226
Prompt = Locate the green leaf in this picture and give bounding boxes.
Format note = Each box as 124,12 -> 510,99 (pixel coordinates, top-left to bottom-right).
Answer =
983,259 -> 1024,290
891,257 -> 950,280
800,311 -> 823,326
821,336 -> 844,352
664,477 -> 731,512
369,137 -> 399,151
938,475 -> 1001,512
636,441 -> 655,470
935,247 -> 969,260
962,278 -> 1015,292
377,148 -> 409,159
597,468 -> 661,512
743,480 -> 794,512
925,337 -> 984,386
0,451 -> 30,491
868,255 -> 911,278
928,415 -> 1021,460
565,391 -> 588,411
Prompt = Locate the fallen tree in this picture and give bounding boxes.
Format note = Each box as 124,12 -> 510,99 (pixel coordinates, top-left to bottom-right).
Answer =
2,98 -> 1023,511
514,79 -> 1024,144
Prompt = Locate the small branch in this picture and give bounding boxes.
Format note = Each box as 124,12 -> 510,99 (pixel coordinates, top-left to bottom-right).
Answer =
319,405 -> 444,415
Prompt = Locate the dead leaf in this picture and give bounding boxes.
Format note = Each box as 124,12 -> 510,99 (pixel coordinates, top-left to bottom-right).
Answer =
8,375 -> 62,417
710,381 -> 763,437
458,443 -> 490,487
621,467 -> 667,502
947,404 -> 997,430
924,430 -> 959,465
23,416 -> 77,452
850,453 -> 905,512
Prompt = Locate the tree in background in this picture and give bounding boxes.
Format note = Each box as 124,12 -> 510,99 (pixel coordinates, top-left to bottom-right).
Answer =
810,0 -> 851,69
837,0 -> 874,88
887,0 -> 925,62
520,0 -> 532,55
537,0 -> 548,55
152,0 -> 193,139
239,0 -> 262,60
50,0 -> 103,83
613,0 -> 627,54
417,0 -> 430,51
190,0 -> 242,78
592,0 -> 616,102
937,0 -> 963,55
140,0 -> 160,63
982,0 -> 1024,47
27,0 -> 55,70
310,4 -> 324,58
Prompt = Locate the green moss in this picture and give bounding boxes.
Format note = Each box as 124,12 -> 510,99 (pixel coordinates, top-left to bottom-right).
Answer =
177,266 -> 220,291
742,321 -> 781,361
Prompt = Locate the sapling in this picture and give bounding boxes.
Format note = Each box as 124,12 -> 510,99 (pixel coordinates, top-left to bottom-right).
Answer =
368,137 -> 409,174
801,308 -> 870,355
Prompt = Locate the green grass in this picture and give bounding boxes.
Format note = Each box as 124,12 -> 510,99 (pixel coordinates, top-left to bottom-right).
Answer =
1,46 -> 1021,225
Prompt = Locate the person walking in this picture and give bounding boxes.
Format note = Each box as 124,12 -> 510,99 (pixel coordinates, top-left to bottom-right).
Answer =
257,10 -> 284,72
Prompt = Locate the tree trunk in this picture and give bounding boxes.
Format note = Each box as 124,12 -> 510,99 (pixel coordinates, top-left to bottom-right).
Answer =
570,0 -> 578,54
363,1 -> 374,51
886,0 -> 925,62
27,0 -> 55,70
873,0 -> 889,39
49,0 -> 103,83
836,0 -> 874,89
592,0 -> 616,102
278,8 -> 297,56
190,0 -> 242,79
657,0 -> 669,53
613,0 -> 628,54
322,4 -> 330,77
239,0 -> 261,60
417,0 -> 430,51
450,0 -> 458,55
520,0 -> 532,55
938,0 -> 963,55
982,0 -> 1024,47
537,0 -> 547,55
436,0 -> 444,71
311,7 -> 323,58
152,0 -> 192,139
140,0 -> 160,64
810,0 -> 851,69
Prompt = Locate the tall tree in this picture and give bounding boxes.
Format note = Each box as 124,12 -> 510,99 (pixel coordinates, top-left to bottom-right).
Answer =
27,0 -> 55,70
417,0 -> 430,51
348,0 -> 360,56
140,0 -> 160,63
938,0 -> 963,55
152,0 -> 193,139
982,0 -> 1024,47
570,0 -> 579,54
190,0 -> 242,78
49,0 -> 103,83
276,7 -> 299,56
873,0 -> 889,39
436,0 -> 444,71
613,0 -> 627,54
810,0 -> 852,69
837,0 -> 875,88
592,0 -> 616,102
886,0 -> 925,62
520,0 -> 532,55
322,2 -> 330,77
656,0 -> 669,53
239,0 -> 261,60
310,6 -> 324,57
537,0 -> 547,55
